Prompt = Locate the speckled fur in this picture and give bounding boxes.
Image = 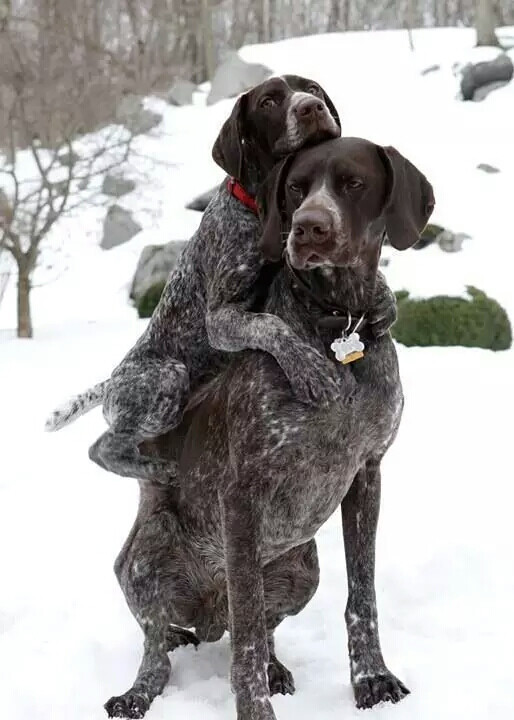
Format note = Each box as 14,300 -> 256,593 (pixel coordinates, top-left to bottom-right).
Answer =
45,75 -> 346,483
104,138 -> 434,719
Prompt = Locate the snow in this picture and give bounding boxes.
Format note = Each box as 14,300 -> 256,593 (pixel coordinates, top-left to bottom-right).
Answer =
1,26 -> 514,720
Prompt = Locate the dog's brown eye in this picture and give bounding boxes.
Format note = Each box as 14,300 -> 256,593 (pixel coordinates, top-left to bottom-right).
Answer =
347,179 -> 364,190
260,96 -> 276,109
307,84 -> 321,95
288,183 -> 302,195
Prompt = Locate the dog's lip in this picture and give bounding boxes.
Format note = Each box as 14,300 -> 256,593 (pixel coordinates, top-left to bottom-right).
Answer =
288,249 -> 326,270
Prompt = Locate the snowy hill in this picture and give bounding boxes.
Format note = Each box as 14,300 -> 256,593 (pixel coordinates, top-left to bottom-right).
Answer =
1,27 -> 513,720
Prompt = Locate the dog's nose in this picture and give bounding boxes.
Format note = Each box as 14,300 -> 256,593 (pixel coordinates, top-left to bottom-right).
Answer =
294,96 -> 325,119
292,208 -> 332,244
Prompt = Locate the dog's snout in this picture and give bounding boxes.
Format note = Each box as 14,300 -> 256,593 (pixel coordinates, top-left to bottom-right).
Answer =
294,97 -> 325,119
292,208 -> 332,244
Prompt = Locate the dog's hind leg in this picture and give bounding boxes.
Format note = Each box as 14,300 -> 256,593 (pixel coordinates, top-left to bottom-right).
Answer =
105,510 -> 191,718
264,539 -> 320,696
104,627 -> 170,719
341,460 -> 410,709
89,357 -> 190,481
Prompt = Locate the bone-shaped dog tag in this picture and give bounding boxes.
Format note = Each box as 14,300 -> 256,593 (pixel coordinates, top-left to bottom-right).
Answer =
331,332 -> 365,364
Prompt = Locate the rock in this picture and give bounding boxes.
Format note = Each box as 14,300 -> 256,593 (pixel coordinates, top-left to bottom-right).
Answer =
130,240 -> 189,301
128,108 -> 162,135
57,149 -> 80,167
101,205 -> 142,250
50,180 -> 68,196
437,230 -> 470,253
413,223 -> 445,250
421,64 -> 440,76
472,80 -> 510,101
477,163 -> 500,174
460,54 -> 513,101
117,94 -> 162,134
186,186 -> 219,212
102,174 -> 136,197
167,79 -> 197,106
207,52 -> 272,105
117,94 -> 142,119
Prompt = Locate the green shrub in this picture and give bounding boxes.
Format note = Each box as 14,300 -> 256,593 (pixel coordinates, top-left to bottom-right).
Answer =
136,280 -> 166,318
392,286 -> 512,351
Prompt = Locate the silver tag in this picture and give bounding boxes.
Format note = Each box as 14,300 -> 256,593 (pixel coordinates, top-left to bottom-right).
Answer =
331,331 -> 365,363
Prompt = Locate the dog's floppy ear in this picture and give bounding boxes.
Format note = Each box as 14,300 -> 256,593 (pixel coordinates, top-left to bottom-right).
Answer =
318,83 -> 341,132
378,145 -> 435,250
212,93 -> 249,180
257,154 -> 296,262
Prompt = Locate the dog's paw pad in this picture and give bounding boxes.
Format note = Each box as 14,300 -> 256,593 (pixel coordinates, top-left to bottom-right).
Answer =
104,692 -> 149,719
268,656 -> 296,696
353,672 -> 410,709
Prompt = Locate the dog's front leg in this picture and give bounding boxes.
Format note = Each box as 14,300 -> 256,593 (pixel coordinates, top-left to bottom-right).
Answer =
207,304 -> 346,406
341,461 -> 410,709
220,488 -> 276,720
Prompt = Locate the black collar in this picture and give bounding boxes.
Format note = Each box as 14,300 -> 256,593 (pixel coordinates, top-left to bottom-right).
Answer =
284,254 -> 368,334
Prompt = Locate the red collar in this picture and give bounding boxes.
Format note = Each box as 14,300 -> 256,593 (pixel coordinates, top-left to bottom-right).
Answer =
226,177 -> 258,215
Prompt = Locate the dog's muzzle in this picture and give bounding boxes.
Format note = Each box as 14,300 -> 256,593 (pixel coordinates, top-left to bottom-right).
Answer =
289,207 -> 337,268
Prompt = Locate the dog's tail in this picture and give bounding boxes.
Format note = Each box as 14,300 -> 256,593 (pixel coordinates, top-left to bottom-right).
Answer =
44,380 -> 108,432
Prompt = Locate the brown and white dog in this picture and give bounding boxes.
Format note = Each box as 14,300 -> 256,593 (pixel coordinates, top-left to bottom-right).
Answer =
102,137 -> 433,719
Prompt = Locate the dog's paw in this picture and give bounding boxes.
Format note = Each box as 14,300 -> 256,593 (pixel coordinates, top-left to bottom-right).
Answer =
166,625 -> 200,652
268,655 -> 295,696
353,671 -> 410,709
368,285 -> 397,339
104,692 -> 149,719
284,347 -> 342,406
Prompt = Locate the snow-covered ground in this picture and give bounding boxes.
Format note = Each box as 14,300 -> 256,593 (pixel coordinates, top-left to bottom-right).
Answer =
1,27 -> 513,720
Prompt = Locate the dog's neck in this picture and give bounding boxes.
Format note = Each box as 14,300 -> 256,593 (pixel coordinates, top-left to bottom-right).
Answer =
266,261 -> 379,350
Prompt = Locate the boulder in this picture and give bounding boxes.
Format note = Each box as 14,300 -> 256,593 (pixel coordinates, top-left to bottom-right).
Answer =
167,79 -> 197,106
186,185 -> 219,212
50,180 -> 68,196
207,52 -> 272,105
460,54 -> 513,101
117,94 -> 162,134
413,223 -> 445,250
57,149 -> 80,167
472,80 -> 511,101
102,174 -> 136,197
477,163 -> 500,174
437,230 -> 470,253
130,240 -> 189,301
101,205 -> 142,250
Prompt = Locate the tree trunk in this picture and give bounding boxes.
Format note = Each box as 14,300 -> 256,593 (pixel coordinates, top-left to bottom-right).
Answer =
475,0 -> 499,45
327,0 -> 341,31
201,0 -> 216,80
343,0 -> 351,31
17,263 -> 32,338
406,0 -> 415,50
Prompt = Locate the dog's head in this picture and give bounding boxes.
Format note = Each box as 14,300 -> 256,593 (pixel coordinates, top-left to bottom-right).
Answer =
258,137 -> 435,269
212,75 -> 341,191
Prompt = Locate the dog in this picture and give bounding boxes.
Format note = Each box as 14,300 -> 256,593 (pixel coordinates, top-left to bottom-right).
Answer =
102,136 -> 434,719
45,74 -> 353,482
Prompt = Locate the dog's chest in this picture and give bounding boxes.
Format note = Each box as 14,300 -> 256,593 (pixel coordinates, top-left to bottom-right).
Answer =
263,343 -> 403,551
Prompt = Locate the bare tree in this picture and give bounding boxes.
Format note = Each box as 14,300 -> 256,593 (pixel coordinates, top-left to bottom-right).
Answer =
0,16 -> 132,338
475,0 -> 499,45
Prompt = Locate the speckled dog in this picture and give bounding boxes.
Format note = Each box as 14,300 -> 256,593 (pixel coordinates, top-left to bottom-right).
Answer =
45,75 -> 350,480
103,137 -> 434,719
